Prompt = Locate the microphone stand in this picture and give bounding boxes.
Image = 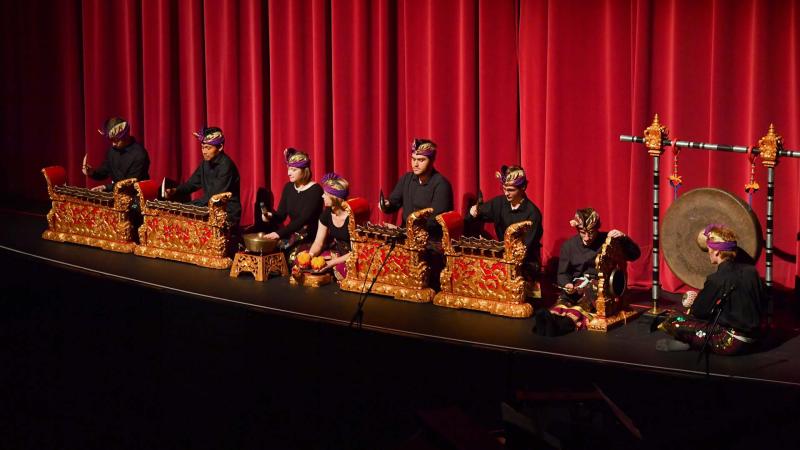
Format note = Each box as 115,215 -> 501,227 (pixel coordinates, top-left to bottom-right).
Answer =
697,284 -> 736,376
349,237 -> 398,329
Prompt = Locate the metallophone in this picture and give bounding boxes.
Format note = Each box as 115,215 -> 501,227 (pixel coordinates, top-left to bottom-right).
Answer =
339,206 -> 436,302
133,180 -> 233,269
434,211 -> 536,318
42,166 -> 139,253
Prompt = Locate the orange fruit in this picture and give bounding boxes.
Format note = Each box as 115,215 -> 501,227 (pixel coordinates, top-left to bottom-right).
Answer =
311,256 -> 326,271
296,251 -> 311,268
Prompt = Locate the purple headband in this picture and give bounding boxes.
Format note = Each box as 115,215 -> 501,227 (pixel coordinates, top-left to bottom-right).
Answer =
284,147 -> 311,168
193,128 -> 225,146
703,223 -> 737,251
410,139 -> 436,158
321,172 -> 349,199
97,118 -> 130,141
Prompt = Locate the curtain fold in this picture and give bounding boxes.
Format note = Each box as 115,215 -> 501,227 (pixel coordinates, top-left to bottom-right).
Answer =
2,0 -> 799,289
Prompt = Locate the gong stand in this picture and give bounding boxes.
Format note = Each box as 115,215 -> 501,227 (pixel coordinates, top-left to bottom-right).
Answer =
620,115 -> 800,316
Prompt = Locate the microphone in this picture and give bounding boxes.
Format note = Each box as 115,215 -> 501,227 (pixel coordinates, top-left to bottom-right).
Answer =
714,284 -> 736,307
379,189 -> 386,212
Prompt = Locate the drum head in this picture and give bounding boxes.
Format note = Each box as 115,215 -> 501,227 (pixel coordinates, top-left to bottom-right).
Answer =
609,269 -> 626,298
661,188 -> 761,288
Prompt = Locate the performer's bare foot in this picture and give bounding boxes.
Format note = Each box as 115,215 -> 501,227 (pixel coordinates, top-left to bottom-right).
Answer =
655,338 -> 690,352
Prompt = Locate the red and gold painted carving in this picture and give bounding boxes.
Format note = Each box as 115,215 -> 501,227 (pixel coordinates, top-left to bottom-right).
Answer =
133,181 -> 232,269
339,206 -> 435,303
434,214 -> 533,318
41,166 -> 138,253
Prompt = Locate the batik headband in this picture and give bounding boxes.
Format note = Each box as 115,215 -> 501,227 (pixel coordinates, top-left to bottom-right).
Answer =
97,117 -> 130,141
284,147 -> 311,168
703,224 -> 738,251
193,127 -> 225,146
410,139 -> 436,158
496,165 -> 527,187
569,208 -> 600,231
321,172 -> 349,199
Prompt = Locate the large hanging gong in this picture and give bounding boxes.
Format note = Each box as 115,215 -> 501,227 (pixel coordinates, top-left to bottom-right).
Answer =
661,188 -> 761,288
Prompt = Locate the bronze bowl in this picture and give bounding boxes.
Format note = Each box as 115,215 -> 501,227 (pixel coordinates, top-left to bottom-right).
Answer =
243,232 -> 278,254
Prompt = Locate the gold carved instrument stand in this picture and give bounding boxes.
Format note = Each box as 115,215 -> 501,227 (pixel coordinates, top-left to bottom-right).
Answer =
134,180 -> 232,269
230,251 -> 288,281
586,235 -> 645,331
434,212 -> 534,318
41,166 -> 139,253
339,207 -> 436,303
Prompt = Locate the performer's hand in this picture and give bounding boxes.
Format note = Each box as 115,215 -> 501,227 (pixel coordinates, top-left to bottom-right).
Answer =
384,223 -> 398,229
608,229 -> 625,238
90,185 -> 105,192
261,211 -> 273,222
564,283 -> 575,294
265,232 -> 280,240
378,199 -> 390,212
682,290 -> 698,308
82,164 -> 93,176
469,204 -> 478,218
164,188 -> 176,199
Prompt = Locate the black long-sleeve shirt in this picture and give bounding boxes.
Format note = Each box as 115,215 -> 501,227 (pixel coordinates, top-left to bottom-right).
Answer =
690,260 -> 765,335
557,232 -> 641,286
384,170 -> 453,235
175,151 -> 241,226
89,140 -> 150,191
471,195 -> 543,263
272,182 -> 324,239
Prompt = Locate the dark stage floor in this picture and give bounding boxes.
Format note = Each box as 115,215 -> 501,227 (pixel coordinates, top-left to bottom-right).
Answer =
2,207 -> 800,449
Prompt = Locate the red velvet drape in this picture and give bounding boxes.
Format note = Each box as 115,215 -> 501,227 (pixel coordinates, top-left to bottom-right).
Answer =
2,0 -> 799,290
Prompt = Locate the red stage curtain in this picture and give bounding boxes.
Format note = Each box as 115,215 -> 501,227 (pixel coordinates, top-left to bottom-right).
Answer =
1,0 -> 799,291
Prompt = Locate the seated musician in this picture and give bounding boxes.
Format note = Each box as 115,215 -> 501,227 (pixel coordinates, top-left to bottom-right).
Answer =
654,224 -> 765,354
534,208 -> 640,336
83,117 -> 150,192
164,127 -> 241,226
307,173 -> 352,279
379,138 -> 453,238
262,148 -> 324,255
468,165 -> 543,276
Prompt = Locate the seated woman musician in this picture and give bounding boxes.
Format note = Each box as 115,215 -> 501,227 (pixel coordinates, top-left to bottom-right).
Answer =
306,173 -> 353,280
654,224 -> 765,354
262,148 -> 324,256
467,165 -> 543,278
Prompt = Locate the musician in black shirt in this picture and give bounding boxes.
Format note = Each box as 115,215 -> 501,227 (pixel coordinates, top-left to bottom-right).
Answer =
83,117 -> 150,192
380,138 -> 453,237
468,165 -> 543,271
165,127 -> 241,226
308,173 -> 352,279
655,224 -> 765,354
533,208 -> 640,336
262,148 -> 324,252
557,208 -> 640,300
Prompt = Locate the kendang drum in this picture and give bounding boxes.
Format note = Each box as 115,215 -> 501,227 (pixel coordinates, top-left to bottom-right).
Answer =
134,180 -> 233,269
434,211 -> 534,318
41,166 -> 139,253
661,187 -> 761,288
339,207 -> 436,302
